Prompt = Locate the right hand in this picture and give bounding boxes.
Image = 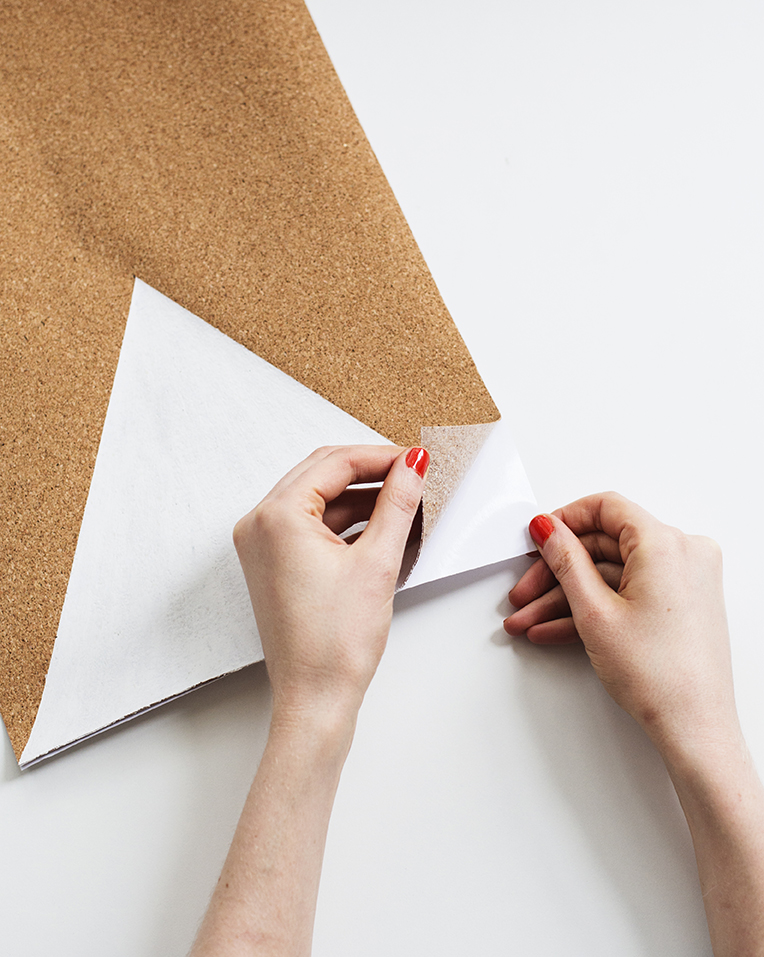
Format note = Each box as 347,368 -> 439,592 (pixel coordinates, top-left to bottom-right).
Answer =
504,492 -> 740,756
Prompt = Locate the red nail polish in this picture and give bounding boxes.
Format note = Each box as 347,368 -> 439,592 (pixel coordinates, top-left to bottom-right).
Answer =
529,514 -> 554,547
406,447 -> 430,480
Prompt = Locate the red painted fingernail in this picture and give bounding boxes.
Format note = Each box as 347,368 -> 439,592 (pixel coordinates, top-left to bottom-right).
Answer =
529,514 -> 554,547
406,447 -> 430,480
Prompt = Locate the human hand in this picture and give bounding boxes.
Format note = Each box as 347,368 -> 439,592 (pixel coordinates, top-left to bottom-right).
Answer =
504,492 -> 740,757
233,445 -> 429,726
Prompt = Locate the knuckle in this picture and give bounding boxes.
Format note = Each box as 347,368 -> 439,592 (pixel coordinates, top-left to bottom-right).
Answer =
599,490 -> 633,514
233,505 -> 273,552
650,523 -> 687,558
550,544 -> 579,584
691,533 -> 723,567
650,526 -> 724,575
698,533 -> 721,554
313,444 -> 337,459
232,514 -> 250,550
249,498 -> 288,539
322,445 -> 361,476
667,525 -> 688,549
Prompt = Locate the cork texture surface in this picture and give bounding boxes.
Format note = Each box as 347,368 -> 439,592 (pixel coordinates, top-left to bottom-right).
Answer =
0,0 -> 499,758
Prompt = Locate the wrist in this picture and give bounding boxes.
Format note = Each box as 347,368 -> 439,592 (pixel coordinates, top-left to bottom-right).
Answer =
269,693 -> 360,762
637,697 -> 743,769
652,716 -> 753,807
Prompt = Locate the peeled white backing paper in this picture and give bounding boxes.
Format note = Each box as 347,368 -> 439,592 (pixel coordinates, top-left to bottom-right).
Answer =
21,279 -> 535,767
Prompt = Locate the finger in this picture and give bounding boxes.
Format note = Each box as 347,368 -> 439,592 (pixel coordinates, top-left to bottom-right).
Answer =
265,444 -> 402,504
263,445 -> 341,501
506,579 -> 575,636
357,447 -> 429,569
527,513 -> 619,621
596,560 -> 624,592
576,531 -> 623,565
323,487 -> 380,535
509,531 -> 622,609
508,558 -> 557,609
552,492 -> 662,565
343,508 -> 423,547
526,617 -> 580,645
505,561 -> 623,636
281,445 -> 406,517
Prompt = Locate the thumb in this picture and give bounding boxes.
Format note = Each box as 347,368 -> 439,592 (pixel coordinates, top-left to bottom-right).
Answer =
529,513 -> 617,620
358,447 -> 429,568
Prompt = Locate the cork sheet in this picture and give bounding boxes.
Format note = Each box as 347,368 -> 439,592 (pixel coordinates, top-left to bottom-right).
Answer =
1,0 -> 513,764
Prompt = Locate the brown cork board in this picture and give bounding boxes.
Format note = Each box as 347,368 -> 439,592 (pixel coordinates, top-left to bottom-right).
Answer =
0,0 -> 499,760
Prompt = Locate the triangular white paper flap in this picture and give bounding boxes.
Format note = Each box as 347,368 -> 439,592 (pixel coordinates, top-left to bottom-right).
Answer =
21,279 -> 536,767
21,280 -> 389,766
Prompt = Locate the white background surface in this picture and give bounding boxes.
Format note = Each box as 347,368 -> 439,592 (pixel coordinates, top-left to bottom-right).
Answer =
2,1 -> 763,953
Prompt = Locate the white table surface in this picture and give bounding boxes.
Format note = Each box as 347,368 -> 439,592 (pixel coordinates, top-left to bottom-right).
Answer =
2,1 -> 763,954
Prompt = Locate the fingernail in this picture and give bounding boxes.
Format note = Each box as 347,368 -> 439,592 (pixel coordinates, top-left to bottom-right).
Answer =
529,514 -> 554,547
406,447 -> 430,480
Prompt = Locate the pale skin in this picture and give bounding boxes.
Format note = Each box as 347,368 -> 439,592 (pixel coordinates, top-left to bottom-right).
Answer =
190,450 -> 764,956
504,496 -> 764,956
191,445 -> 429,957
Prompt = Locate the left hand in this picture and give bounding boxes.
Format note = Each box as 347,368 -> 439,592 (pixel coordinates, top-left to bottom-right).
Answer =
233,444 -> 429,724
